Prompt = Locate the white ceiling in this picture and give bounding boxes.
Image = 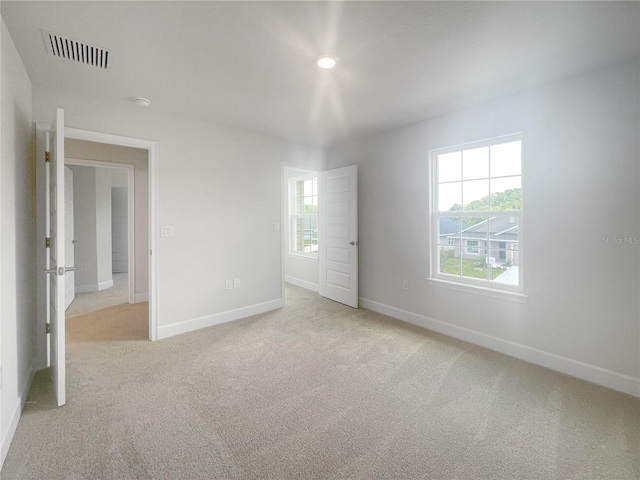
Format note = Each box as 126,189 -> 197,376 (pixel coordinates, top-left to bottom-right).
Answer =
2,1 -> 639,147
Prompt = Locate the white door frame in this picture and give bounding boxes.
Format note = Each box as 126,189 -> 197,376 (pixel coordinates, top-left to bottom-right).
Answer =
36,124 -> 158,355
65,158 -> 136,306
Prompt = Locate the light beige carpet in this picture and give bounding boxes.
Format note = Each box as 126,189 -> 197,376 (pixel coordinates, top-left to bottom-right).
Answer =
2,285 -> 639,479
66,272 -> 129,317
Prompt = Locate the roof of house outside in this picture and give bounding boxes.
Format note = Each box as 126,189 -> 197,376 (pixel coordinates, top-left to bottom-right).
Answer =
440,216 -> 519,242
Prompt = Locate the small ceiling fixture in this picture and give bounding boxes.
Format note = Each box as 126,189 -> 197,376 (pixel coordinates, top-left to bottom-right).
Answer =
132,97 -> 151,107
316,54 -> 339,69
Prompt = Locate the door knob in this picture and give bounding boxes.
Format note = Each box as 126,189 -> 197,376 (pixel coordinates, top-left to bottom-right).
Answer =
349,241 -> 359,246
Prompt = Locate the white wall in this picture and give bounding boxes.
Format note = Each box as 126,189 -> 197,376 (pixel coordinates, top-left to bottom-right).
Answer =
66,139 -> 148,299
69,165 -> 98,290
111,173 -> 128,274
1,18 -> 37,467
33,85 -> 324,341
95,168 -> 113,289
68,165 -> 113,292
111,169 -> 129,273
283,166 -> 320,292
327,60 -> 640,396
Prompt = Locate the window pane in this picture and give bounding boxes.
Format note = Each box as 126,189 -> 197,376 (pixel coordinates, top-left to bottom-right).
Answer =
490,176 -> 521,211
490,141 -> 521,177
303,179 -> 313,197
488,215 -> 518,239
293,180 -> 304,215
438,151 -> 461,183
463,179 -> 489,211
292,217 -> 318,254
460,240 -> 491,282
460,215 -> 488,232
438,245 -> 460,276
292,217 -> 304,252
463,146 -> 489,180
290,175 -> 318,256
489,249 -> 519,286
438,182 -> 461,212
303,196 -> 315,214
437,217 -> 460,246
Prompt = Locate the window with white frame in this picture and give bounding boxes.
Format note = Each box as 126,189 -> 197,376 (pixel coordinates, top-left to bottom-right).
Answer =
431,134 -> 523,291
289,175 -> 318,257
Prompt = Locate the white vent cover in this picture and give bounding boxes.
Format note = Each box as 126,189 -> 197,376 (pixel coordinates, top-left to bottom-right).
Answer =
42,30 -> 109,69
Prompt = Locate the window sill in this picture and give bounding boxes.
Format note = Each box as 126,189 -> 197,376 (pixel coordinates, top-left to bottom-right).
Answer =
288,253 -> 319,263
427,278 -> 528,303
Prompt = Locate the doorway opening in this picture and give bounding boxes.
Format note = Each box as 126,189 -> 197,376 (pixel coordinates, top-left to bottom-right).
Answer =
281,165 -> 319,305
63,139 -> 150,340
281,164 -> 360,308
64,161 -> 133,316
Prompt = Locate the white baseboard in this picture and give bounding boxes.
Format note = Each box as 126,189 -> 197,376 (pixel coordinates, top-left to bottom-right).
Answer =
359,297 -> 640,398
157,299 -> 282,340
284,276 -> 320,293
134,293 -> 149,303
97,280 -> 114,291
75,280 -> 114,293
1,367 -> 35,468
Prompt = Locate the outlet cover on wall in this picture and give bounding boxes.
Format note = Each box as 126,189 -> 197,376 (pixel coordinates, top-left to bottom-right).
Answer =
160,226 -> 174,237
225,279 -> 233,290
402,279 -> 409,290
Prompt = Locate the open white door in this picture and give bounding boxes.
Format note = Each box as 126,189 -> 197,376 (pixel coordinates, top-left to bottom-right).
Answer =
319,165 -> 358,308
64,166 -> 75,310
45,108 -> 67,406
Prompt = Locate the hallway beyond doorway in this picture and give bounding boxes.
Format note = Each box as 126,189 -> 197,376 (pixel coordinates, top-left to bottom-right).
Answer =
66,273 -> 128,317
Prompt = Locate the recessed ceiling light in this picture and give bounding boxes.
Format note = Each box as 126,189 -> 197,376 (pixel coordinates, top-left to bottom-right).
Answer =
316,54 -> 338,69
132,97 -> 151,107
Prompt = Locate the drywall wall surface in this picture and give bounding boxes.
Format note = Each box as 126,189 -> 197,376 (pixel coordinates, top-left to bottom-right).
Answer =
33,86 -> 325,332
1,18 -> 36,467
112,186 -> 128,273
95,167 -> 113,288
65,139 -> 148,297
283,166 -> 319,290
68,165 -> 98,290
111,168 -> 127,188
327,60 -> 640,387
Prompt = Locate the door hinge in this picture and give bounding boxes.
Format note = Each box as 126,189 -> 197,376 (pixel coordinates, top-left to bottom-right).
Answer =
45,237 -> 51,248
46,323 -> 51,334
45,151 -> 50,163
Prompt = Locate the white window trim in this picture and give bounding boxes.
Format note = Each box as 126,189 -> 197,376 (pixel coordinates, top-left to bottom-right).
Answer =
428,133 -> 525,296
289,173 -> 318,259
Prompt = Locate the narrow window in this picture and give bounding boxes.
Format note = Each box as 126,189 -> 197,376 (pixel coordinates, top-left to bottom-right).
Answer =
289,175 -> 318,257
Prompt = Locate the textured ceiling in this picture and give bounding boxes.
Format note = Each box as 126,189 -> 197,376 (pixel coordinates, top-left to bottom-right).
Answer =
2,1 -> 639,147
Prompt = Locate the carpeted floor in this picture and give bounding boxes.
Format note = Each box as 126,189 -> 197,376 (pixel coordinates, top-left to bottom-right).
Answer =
66,273 -> 129,317
2,285 -> 639,479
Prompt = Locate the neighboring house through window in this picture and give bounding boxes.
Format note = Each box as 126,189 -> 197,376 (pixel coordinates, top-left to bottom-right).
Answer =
290,175 -> 318,256
431,134 -> 523,291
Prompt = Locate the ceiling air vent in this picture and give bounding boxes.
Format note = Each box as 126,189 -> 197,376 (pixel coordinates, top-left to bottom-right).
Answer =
42,30 -> 109,69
